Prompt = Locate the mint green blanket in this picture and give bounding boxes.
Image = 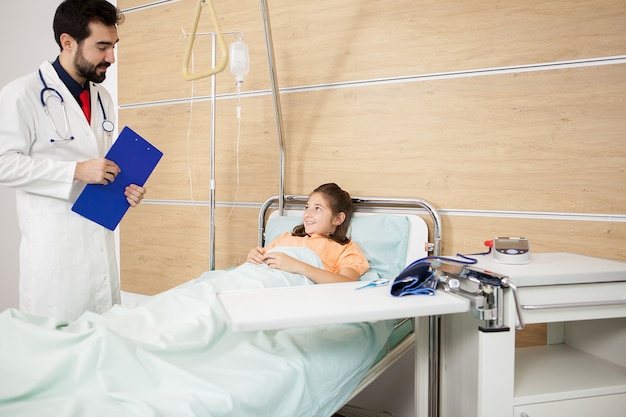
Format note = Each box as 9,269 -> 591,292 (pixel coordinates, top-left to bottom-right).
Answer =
0,247 -> 394,417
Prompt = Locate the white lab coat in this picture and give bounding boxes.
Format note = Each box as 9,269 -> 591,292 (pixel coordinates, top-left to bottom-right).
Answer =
0,61 -> 119,322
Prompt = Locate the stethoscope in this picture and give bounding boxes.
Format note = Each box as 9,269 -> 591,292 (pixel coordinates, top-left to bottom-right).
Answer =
38,69 -> 115,143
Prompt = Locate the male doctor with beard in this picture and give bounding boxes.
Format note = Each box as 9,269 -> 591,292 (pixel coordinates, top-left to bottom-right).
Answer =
0,0 -> 145,322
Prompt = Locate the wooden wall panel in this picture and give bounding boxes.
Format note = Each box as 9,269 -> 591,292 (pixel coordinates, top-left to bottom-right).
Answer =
266,0 -> 626,87
278,65 -> 626,214
118,95 -> 280,202
116,0 -> 626,295
120,205 -> 259,294
120,204 -> 208,294
117,0 -> 273,104
441,216 -> 626,261
119,63 -> 626,212
117,0 -> 150,10
516,324 -> 548,348
118,0 -> 626,104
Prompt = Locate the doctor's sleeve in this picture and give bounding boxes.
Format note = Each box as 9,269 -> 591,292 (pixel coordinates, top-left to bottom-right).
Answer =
0,82 -> 75,200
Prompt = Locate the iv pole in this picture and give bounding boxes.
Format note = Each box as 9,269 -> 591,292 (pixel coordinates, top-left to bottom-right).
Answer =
182,0 -> 229,271
260,0 -> 286,215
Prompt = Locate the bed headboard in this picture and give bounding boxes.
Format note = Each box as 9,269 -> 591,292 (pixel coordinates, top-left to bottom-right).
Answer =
258,195 -> 442,281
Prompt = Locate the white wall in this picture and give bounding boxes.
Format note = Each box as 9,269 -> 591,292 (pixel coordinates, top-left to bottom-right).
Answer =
0,0 -> 118,311
0,0 -> 62,311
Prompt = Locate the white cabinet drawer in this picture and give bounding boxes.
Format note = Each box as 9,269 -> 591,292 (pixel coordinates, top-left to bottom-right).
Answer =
514,392 -> 626,417
517,281 -> 626,324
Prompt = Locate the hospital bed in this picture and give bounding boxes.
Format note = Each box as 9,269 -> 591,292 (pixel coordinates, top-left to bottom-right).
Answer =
255,194 -> 436,406
0,194 -> 468,417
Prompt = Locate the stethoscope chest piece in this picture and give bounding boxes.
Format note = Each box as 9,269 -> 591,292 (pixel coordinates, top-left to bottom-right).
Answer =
102,119 -> 114,133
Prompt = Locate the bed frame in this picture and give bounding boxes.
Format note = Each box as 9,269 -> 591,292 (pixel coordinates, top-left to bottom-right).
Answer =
257,194 -> 443,415
0,192 -> 448,417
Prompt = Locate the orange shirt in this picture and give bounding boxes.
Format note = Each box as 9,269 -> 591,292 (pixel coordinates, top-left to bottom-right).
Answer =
265,233 -> 370,277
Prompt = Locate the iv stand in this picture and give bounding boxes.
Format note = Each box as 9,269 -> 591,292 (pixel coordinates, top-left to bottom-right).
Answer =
208,32 -> 217,271
182,0 -> 228,271
182,31 -> 219,271
183,29 -> 244,271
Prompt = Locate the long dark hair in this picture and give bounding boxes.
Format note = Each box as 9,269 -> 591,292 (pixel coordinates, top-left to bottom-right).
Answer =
292,183 -> 354,245
53,0 -> 123,50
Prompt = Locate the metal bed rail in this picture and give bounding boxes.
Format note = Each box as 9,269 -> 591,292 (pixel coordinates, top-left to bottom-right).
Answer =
257,195 -> 442,254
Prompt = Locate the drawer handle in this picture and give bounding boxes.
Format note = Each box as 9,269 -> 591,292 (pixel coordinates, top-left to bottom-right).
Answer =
522,299 -> 626,310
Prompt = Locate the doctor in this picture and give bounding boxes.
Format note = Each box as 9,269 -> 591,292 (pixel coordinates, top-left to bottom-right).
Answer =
0,0 -> 145,322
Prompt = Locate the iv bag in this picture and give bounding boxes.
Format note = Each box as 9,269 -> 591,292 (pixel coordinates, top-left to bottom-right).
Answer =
229,40 -> 249,83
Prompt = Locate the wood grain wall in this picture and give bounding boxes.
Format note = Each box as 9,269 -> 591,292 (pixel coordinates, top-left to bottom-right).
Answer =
116,0 -> 626,295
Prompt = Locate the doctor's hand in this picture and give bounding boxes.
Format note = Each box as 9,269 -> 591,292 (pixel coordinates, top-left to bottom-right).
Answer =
125,184 -> 146,207
75,158 -> 120,185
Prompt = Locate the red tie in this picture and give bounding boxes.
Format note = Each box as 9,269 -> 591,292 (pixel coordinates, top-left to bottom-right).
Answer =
79,88 -> 91,124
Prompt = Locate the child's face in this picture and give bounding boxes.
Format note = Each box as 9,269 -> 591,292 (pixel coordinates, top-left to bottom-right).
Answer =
303,192 -> 343,236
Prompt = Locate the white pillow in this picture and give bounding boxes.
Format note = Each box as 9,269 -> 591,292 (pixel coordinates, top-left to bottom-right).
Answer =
265,214 -> 410,281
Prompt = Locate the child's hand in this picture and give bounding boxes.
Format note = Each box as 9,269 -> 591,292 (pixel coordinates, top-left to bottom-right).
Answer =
246,246 -> 265,264
262,251 -> 300,274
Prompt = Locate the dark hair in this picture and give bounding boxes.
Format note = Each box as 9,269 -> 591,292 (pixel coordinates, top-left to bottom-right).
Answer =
53,0 -> 123,50
292,183 -> 354,245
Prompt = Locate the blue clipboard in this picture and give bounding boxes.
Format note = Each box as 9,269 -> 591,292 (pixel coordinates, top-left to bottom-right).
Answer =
71,126 -> 163,231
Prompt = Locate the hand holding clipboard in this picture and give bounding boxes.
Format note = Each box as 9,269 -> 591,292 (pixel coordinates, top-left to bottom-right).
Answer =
72,126 -> 163,231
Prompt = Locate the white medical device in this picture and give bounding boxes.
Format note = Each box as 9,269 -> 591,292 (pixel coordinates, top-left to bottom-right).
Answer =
493,237 -> 530,264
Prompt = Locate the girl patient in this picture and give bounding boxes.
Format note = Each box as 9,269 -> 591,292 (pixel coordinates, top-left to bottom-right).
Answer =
246,183 -> 369,283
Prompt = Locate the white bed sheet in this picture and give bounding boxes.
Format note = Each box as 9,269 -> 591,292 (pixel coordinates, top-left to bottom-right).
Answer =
0,213 -> 431,416
0,247 -> 394,417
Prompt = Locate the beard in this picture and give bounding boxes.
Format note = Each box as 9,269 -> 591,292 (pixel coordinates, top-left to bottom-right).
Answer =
74,45 -> 110,84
